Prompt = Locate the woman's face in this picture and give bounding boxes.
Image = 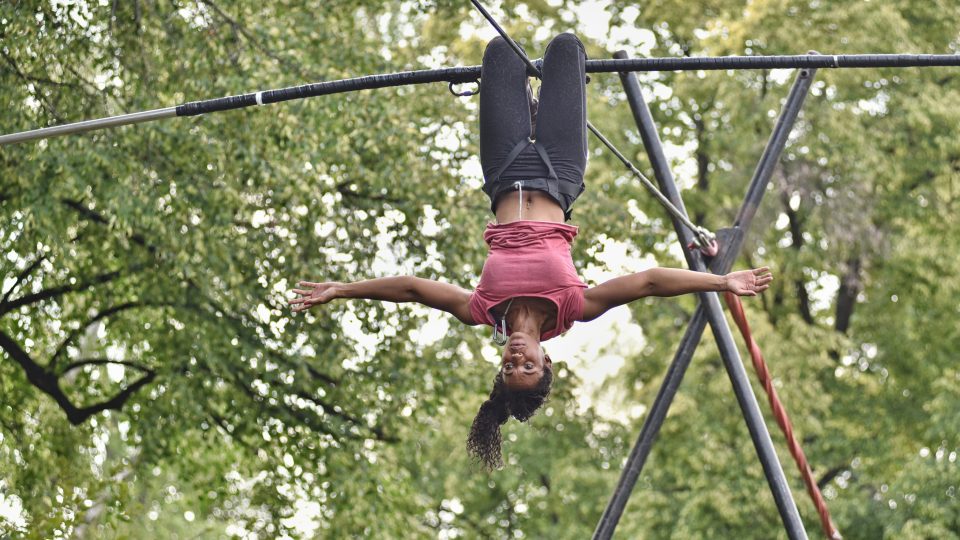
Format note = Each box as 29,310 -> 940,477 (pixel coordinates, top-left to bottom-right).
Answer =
500,331 -> 551,391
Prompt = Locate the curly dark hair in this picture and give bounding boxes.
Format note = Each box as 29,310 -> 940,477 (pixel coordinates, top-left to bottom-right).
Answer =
466,365 -> 554,469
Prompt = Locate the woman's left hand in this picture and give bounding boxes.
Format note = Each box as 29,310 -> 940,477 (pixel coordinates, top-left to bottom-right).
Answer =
725,267 -> 773,296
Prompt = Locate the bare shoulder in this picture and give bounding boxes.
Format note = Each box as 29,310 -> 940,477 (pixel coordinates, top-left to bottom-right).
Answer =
579,286 -> 606,322
579,274 -> 644,322
409,277 -> 477,325
449,284 -> 479,326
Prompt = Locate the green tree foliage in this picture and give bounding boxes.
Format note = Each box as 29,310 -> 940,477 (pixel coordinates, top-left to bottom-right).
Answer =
1,1 -> 958,538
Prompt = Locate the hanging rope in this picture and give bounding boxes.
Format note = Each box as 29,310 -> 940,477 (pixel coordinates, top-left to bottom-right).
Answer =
468,0 -> 717,254
723,292 -> 842,540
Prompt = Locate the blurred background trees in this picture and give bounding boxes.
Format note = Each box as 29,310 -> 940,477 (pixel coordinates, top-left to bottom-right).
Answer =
1,1 -> 957,537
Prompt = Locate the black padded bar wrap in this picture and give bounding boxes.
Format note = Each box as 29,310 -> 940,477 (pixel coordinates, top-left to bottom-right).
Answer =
175,66 -> 482,116
176,94 -> 259,116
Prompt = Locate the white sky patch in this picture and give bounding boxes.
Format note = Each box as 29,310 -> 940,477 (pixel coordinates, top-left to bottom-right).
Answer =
550,304 -> 644,420
282,499 -> 322,537
665,235 -> 688,263
420,205 -> 443,237
775,212 -> 790,230
408,305 -> 450,347
809,272 -> 840,313
256,303 -> 272,324
547,237 -> 655,417
459,155 -> 484,190
570,1 -> 612,42
589,238 -> 658,276
418,45 -> 451,70
0,491 -> 26,530
857,91 -> 890,116
433,123 -> 466,152
480,343 -> 499,365
458,15 -> 499,43
106,362 -> 126,383
370,211 -> 418,276
769,69 -> 793,85
91,425 -> 109,473
663,139 -> 700,190
339,308 -> 378,367
650,81 -> 673,101
2,277 -> 18,297
610,6 -> 656,54
251,210 -> 272,228
176,2 -> 210,28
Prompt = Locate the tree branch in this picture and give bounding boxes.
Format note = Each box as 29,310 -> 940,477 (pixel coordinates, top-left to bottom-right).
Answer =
0,267 -> 129,316
230,372 -> 350,440
335,181 -> 408,206
1,253 -> 46,306
0,49 -> 65,121
198,0 -> 314,80
693,107 -> 712,226
185,289 -> 341,387
69,371 -> 156,425
0,328 -> 82,421
49,301 -> 152,367
53,198 -> 349,434
817,464 -> 847,490
60,198 -> 157,254
0,49 -> 81,89
305,364 -> 339,387
780,189 -> 815,325
834,256 -> 862,335
0,329 -> 156,425
292,388 -> 397,442
58,357 -> 153,377
203,404 -> 257,452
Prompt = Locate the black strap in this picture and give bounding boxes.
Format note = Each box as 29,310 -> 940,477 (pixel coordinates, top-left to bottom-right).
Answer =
530,142 -> 563,199
530,141 -> 559,182
492,138 -> 534,183
556,178 -> 585,197
484,137 -> 561,186
484,138 -> 531,194
484,137 -> 579,204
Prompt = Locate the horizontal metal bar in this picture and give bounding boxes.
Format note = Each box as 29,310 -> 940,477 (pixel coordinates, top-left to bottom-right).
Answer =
0,107 -> 177,146
588,53 -> 960,72
4,53 -> 959,146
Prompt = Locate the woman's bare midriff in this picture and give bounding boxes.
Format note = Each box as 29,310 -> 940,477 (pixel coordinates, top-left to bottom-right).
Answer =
494,188 -> 565,224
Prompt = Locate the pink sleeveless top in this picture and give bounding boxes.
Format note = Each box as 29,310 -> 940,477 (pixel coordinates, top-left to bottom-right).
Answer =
468,220 -> 587,341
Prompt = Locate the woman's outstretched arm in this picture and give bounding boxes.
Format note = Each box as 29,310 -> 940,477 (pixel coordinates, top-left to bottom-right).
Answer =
580,267 -> 772,322
289,277 -> 477,325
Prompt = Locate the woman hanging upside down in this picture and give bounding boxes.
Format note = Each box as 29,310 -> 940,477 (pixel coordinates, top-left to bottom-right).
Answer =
289,34 -> 772,469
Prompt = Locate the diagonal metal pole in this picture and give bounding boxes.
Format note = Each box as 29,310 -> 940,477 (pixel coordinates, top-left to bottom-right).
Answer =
593,52 -> 819,539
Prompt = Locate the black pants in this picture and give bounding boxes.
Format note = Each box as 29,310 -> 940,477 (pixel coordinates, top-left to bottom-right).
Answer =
479,33 -> 587,221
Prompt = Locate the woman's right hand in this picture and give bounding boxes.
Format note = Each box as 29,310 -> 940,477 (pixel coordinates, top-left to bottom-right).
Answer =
289,281 -> 342,312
